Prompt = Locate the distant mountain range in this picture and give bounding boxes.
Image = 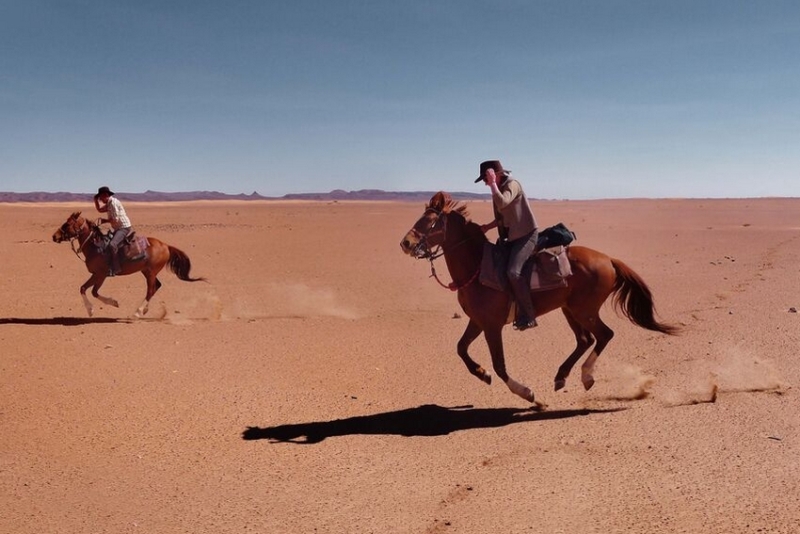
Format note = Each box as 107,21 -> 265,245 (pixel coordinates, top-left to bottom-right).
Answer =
0,189 -> 492,203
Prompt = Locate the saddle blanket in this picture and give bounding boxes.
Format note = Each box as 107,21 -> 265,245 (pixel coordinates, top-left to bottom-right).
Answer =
124,234 -> 150,262
479,243 -> 572,293
94,232 -> 150,262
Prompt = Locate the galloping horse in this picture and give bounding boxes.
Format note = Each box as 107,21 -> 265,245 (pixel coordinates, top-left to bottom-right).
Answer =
400,192 -> 678,403
53,212 -> 205,317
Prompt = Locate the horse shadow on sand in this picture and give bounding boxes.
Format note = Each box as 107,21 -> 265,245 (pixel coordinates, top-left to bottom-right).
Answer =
0,316 -> 130,326
242,404 -> 625,444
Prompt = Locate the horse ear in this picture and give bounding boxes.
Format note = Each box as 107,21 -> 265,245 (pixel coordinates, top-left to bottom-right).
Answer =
429,191 -> 451,211
71,211 -> 82,219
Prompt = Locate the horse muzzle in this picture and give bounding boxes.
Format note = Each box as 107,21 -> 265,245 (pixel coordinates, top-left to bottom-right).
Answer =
402,242 -> 431,260
400,235 -> 426,259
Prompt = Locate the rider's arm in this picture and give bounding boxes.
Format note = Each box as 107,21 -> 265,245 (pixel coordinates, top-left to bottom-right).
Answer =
490,180 -> 520,209
484,168 -> 519,209
94,195 -> 109,213
481,220 -> 498,233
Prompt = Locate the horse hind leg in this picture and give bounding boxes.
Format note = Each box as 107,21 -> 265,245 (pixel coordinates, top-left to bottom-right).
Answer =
554,309 -> 595,391
135,274 -> 161,318
579,315 -> 614,391
457,320 -> 492,385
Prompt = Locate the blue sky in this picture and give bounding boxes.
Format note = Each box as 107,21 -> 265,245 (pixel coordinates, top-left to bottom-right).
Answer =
2,1 -> 798,198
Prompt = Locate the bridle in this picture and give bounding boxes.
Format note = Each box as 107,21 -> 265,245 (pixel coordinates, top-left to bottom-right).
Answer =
61,217 -> 95,260
411,207 -> 480,292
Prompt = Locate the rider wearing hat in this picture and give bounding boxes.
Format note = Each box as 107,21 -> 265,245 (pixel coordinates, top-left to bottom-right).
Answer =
93,186 -> 133,276
476,160 -> 539,330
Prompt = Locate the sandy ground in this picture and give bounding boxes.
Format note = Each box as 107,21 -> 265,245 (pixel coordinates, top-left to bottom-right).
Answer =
1,197 -> 799,534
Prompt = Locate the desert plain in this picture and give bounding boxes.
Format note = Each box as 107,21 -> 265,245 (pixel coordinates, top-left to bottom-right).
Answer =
1,196 -> 799,534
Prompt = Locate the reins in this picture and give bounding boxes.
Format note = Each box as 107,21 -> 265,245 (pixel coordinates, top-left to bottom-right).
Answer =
428,255 -> 480,292
421,209 -> 481,292
68,218 -> 95,261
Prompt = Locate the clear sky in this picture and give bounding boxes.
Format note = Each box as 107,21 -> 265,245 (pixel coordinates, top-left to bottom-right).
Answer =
2,1 -> 798,199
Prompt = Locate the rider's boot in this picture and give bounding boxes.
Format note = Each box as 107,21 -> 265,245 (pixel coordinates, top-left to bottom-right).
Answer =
108,248 -> 121,277
510,276 -> 538,331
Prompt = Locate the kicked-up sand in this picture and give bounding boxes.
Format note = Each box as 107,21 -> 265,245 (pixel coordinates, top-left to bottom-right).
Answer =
1,196 -> 799,533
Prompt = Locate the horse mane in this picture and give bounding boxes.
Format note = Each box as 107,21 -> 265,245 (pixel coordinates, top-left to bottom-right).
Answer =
426,192 -> 471,219
72,213 -> 100,234
430,198 -> 469,219
427,193 -> 486,243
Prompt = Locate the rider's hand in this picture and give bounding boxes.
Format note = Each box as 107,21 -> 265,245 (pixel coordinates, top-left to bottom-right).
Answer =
485,168 -> 497,186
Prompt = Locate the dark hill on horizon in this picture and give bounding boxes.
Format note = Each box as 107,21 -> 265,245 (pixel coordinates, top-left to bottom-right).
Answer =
0,189 -> 492,203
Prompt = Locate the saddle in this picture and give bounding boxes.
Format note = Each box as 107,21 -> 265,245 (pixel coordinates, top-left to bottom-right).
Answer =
479,223 -> 576,293
93,230 -> 150,263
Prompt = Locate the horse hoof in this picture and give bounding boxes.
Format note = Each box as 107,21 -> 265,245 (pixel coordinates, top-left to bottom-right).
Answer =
481,373 -> 492,385
554,379 -> 566,391
582,377 -> 595,390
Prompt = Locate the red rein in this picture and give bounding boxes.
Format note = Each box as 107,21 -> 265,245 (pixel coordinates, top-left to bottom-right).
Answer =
429,260 -> 480,292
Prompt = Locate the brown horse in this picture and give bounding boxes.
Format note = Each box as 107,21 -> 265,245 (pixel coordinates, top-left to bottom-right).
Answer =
400,192 -> 678,403
52,211 -> 205,317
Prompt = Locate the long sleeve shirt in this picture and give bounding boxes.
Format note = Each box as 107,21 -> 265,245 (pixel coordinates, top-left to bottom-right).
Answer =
106,197 -> 132,230
491,178 -> 538,241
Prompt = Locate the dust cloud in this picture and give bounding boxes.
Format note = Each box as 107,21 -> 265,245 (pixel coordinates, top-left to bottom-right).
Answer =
663,347 -> 786,407
156,283 -> 359,323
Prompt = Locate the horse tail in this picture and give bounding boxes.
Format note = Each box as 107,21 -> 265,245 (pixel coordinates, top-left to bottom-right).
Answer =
610,258 -> 679,335
167,246 -> 206,282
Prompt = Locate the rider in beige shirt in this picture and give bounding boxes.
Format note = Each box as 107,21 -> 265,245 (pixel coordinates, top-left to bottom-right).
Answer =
477,160 -> 539,330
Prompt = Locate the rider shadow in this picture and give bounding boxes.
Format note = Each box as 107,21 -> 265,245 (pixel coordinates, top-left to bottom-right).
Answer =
0,316 -> 131,326
242,403 -> 625,444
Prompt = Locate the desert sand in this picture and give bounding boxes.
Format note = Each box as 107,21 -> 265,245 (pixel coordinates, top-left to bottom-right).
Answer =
1,196 -> 799,534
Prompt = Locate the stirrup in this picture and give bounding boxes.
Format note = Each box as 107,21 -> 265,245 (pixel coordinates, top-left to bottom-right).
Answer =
513,316 -> 538,331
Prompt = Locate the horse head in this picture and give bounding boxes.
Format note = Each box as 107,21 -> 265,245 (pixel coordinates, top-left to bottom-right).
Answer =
400,191 -> 477,259
52,211 -> 87,243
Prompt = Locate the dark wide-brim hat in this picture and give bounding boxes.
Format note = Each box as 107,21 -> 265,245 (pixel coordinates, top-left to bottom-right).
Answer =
96,186 -> 115,196
475,160 -> 511,183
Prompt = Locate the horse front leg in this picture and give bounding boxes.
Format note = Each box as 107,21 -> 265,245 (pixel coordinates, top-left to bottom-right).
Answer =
80,273 -> 118,316
483,326 -> 537,404
90,276 -> 119,309
457,319 -> 491,385
80,277 -> 94,317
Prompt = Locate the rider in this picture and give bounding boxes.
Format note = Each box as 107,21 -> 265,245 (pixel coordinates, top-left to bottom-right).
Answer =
93,186 -> 133,276
476,160 -> 539,330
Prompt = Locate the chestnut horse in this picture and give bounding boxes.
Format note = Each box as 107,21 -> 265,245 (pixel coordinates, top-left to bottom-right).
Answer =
400,192 -> 678,403
52,211 -> 205,317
